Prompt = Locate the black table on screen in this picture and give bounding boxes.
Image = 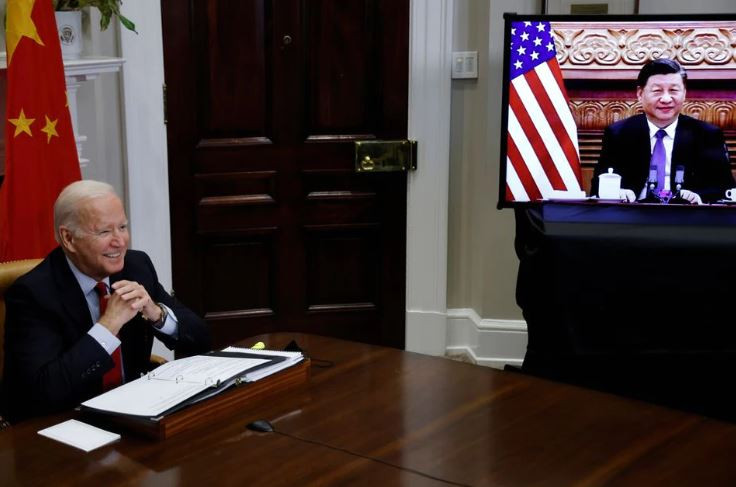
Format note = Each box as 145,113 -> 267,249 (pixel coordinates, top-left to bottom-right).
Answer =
515,202 -> 736,420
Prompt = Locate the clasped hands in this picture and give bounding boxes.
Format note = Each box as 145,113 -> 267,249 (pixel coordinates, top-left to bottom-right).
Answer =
97,280 -> 162,335
616,188 -> 703,204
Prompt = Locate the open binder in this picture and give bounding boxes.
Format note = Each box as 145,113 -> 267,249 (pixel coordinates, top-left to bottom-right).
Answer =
80,347 -> 309,439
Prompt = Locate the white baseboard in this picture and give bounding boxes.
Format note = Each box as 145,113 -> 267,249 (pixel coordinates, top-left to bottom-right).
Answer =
406,309 -> 449,355
446,308 -> 528,369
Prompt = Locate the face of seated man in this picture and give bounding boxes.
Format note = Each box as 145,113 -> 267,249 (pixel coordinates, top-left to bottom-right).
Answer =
59,193 -> 129,281
636,72 -> 686,128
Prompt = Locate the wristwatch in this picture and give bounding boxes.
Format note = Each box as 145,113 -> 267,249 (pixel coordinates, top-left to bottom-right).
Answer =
146,303 -> 168,329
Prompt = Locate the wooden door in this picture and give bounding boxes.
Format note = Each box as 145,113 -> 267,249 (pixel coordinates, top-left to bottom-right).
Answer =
161,0 -> 409,349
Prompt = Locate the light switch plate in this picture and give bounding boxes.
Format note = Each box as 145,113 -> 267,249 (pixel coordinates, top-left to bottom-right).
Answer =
451,51 -> 478,79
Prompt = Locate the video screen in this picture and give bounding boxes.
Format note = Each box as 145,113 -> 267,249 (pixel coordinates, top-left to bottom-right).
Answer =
498,14 -> 736,207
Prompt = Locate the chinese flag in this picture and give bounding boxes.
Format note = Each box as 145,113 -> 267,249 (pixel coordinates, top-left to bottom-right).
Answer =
0,0 -> 80,261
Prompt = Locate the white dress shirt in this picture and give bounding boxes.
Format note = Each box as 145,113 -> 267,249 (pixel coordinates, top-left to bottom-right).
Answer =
639,118 -> 678,199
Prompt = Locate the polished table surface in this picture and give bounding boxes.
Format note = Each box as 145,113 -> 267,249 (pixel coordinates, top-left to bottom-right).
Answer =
3,333 -> 736,486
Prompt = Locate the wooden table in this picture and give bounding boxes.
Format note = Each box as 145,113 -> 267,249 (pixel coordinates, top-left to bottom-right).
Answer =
3,333 -> 736,486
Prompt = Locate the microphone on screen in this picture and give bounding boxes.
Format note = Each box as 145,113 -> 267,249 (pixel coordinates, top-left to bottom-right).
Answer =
641,165 -> 660,203
674,165 -> 685,193
648,165 -> 658,192
670,165 -> 690,205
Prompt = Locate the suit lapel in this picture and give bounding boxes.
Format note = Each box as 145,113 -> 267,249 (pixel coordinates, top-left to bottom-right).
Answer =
628,115 -> 652,188
672,115 -> 693,184
49,248 -> 94,336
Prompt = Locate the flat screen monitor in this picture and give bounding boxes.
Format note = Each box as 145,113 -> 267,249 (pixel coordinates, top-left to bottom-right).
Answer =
498,13 -> 736,207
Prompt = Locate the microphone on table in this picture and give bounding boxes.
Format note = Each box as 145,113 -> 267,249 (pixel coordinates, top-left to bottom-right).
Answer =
671,165 -> 689,204
674,165 -> 684,192
641,165 -> 660,203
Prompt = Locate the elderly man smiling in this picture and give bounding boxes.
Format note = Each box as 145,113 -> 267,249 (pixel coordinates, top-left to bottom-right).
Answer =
591,58 -> 734,204
3,180 -> 210,422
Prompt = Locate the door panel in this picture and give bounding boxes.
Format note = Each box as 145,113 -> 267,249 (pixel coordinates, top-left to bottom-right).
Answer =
306,1 -> 375,132
162,0 -> 409,349
200,0 -> 270,137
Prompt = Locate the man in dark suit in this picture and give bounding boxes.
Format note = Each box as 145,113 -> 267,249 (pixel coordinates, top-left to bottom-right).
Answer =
591,59 -> 733,204
3,180 -> 211,422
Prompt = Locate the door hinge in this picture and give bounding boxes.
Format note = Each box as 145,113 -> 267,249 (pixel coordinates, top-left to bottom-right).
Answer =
163,83 -> 168,125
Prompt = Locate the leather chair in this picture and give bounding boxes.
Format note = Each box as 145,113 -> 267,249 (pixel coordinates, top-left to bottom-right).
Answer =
0,259 -> 43,429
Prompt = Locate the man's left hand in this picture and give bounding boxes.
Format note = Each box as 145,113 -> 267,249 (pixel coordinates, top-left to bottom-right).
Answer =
110,280 -> 162,322
679,189 -> 703,205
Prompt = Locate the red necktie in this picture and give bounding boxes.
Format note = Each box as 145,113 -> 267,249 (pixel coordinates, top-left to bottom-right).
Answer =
95,282 -> 123,390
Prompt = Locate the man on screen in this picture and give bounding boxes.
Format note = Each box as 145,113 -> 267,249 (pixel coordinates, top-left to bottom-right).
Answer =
2,180 -> 211,422
591,58 -> 734,204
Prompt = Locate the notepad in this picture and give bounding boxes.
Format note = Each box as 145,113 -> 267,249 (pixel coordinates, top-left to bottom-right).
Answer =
38,419 -> 120,452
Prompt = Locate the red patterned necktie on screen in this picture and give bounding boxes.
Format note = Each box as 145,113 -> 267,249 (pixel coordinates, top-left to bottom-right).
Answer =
651,129 -> 667,190
95,282 -> 122,390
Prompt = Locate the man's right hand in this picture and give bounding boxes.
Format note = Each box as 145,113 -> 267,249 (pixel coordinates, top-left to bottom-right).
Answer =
619,189 -> 636,202
97,292 -> 139,335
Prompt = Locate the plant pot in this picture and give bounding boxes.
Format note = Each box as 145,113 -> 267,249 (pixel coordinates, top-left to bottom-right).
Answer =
55,11 -> 83,60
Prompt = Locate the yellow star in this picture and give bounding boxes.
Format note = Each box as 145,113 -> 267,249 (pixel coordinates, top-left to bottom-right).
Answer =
8,109 -> 35,138
6,0 -> 45,66
41,115 -> 59,143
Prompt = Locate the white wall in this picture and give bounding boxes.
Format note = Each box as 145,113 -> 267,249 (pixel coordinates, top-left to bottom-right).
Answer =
77,10 -> 126,198
446,0 -> 540,365
117,2 -> 172,293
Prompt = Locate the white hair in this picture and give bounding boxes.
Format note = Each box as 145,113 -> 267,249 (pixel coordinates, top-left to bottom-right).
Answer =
54,180 -> 118,242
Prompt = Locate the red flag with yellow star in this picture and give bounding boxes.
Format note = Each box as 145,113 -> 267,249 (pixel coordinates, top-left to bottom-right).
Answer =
0,0 -> 81,261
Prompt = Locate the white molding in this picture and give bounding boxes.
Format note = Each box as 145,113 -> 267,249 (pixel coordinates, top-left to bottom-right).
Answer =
64,57 -> 125,170
0,53 -> 123,73
405,0 -> 454,355
62,56 -> 125,77
406,310 -> 449,354
446,308 -> 528,369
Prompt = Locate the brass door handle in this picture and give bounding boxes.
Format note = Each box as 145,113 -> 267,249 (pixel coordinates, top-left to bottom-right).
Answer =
354,140 -> 417,173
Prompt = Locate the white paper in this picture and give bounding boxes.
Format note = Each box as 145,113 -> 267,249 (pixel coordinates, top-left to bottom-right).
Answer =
38,419 -> 120,452
221,347 -> 304,382
81,355 -> 269,417
549,189 -> 587,200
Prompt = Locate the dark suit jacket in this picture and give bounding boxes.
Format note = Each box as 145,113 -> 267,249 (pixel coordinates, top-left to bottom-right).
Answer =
591,114 -> 734,203
2,247 -> 211,422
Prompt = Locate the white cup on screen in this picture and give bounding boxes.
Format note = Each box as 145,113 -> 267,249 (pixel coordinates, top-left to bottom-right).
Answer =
726,189 -> 736,201
598,168 -> 621,200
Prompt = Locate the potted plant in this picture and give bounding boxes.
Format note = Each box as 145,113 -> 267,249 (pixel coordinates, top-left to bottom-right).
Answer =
53,1 -> 136,59
54,0 -> 136,32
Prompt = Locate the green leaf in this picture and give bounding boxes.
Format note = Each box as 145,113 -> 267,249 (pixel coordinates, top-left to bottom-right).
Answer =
118,14 -> 136,34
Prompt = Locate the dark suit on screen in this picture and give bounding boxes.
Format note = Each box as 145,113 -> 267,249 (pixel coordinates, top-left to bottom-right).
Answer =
591,114 -> 734,203
2,247 -> 210,422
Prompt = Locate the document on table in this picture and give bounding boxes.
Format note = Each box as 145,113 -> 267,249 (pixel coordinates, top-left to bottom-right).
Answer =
221,347 -> 304,382
81,354 -> 270,417
38,419 -> 120,452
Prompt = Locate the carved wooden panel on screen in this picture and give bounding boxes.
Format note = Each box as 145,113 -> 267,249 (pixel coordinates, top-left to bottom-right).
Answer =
162,0 -> 409,349
552,21 -> 736,194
